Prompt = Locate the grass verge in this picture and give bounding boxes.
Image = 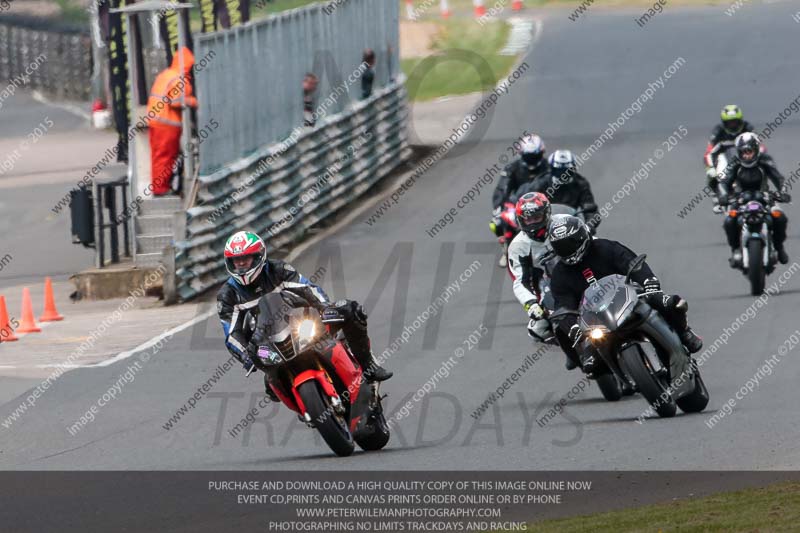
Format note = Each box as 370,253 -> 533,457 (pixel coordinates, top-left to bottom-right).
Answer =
249,0 -> 321,18
401,19 -> 517,102
53,0 -> 90,24
500,481 -> 800,532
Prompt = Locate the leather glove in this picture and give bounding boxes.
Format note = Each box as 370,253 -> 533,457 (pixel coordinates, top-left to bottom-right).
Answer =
642,277 -> 662,296
567,324 -> 581,347
705,167 -> 718,180
246,325 -> 268,363
712,204 -> 726,214
777,191 -> 791,203
527,318 -> 550,342
242,354 -> 255,372
524,300 -> 545,320
492,206 -> 502,218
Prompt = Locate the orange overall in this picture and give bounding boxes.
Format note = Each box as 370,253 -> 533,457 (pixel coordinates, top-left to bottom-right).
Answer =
147,48 -> 198,195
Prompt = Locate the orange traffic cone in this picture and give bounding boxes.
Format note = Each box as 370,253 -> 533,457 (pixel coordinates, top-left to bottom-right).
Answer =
512,0 -> 523,11
39,277 -> 63,322
17,288 -> 41,333
0,296 -> 18,342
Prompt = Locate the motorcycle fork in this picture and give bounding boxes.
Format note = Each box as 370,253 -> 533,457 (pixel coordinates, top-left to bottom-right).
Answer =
594,339 -> 631,386
741,222 -> 770,270
292,366 -> 341,416
638,312 -> 694,397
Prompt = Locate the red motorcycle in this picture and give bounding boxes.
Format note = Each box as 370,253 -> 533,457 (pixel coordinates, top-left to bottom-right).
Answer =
490,200 -> 521,267
247,292 -> 390,457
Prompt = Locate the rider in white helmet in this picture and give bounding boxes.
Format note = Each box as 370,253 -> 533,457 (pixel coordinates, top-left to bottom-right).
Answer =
217,231 -> 392,402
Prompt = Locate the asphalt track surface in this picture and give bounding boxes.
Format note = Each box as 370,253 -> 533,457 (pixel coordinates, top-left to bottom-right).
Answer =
3,3 -> 800,476
0,90 -> 102,288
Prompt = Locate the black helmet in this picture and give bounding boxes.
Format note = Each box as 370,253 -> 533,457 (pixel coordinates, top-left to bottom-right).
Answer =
735,132 -> 760,168
548,215 -> 591,265
519,134 -> 546,167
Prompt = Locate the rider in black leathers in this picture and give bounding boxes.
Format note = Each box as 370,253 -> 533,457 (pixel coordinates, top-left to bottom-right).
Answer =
516,149 -> 601,231
716,132 -> 791,265
217,231 -> 392,401
546,216 -> 703,371
491,134 -> 549,212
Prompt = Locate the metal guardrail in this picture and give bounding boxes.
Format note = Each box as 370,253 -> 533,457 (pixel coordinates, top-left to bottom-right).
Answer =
173,81 -> 410,301
0,19 -> 92,100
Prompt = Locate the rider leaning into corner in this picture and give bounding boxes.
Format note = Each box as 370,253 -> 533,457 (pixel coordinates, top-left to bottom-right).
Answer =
216,231 -> 392,401
506,192 -> 584,370
491,133 -> 549,267
704,105 -> 757,197
516,149 -> 602,232
715,132 -> 791,266
545,216 -> 703,373
506,193 -> 556,343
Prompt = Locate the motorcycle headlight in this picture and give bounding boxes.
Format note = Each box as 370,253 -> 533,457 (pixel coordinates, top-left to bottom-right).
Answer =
590,328 -> 605,341
297,319 -> 316,342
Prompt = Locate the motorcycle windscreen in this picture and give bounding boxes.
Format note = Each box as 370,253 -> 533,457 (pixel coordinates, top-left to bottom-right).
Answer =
551,203 -> 577,216
579,274 -> 636,331
257,292 -> 294,363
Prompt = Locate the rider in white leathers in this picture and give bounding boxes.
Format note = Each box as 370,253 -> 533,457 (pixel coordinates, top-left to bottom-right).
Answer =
507,194 -> 577,343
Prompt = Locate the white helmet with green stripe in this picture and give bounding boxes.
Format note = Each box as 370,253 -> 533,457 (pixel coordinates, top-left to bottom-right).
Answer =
224,231 -> 267,286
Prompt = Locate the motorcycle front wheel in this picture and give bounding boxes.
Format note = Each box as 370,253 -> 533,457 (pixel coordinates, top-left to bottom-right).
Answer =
297,381 -> 355,457
594,372 -> 623,402
619,343 -> 677,418
747,239 -> 765,296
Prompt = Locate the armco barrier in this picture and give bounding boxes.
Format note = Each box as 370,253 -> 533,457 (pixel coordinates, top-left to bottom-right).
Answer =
173,81 -> 410,301
0,16 -> 92,101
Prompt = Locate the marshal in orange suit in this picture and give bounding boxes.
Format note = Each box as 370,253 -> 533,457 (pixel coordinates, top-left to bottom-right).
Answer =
146,47 -> 198,196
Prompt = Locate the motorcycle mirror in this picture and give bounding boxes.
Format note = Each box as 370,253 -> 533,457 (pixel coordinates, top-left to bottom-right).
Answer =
625,254 -> 648,284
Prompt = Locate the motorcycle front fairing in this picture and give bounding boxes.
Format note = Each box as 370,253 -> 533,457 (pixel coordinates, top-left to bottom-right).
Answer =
250,293 -> 330,406
578,275 -> 639,334
577,275 -> 641,379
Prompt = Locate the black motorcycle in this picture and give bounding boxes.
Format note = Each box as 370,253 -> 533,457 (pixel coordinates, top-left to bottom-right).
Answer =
572,255 -> 709,417
538,239 -> 633,402
722,191 -> 779,296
